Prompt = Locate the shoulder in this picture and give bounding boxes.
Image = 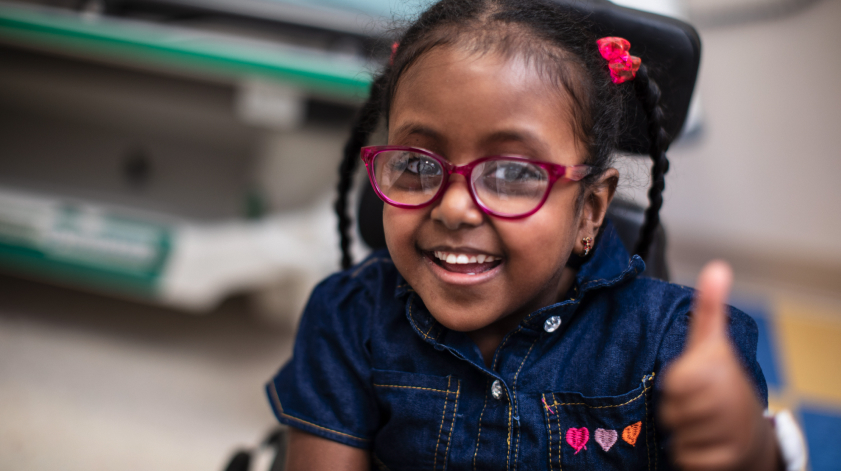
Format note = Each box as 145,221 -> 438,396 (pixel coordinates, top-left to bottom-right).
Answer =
623,276 -> 755,329
311,249 -> 397,301
591,275 -> 758,358
303,249 -> 400,327
610,276 -> 757,333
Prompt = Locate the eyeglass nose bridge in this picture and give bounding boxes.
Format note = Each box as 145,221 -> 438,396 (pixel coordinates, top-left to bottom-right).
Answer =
431,160 -> 486,210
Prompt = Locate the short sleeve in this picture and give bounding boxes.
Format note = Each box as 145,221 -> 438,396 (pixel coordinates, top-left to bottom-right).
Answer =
266,272 -> 378,449
655,304 -> 769,407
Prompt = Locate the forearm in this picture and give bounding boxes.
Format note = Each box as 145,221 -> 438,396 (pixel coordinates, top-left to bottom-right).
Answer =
285,428 -> 370,471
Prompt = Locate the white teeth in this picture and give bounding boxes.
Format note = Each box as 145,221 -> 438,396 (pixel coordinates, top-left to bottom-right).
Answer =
434,251 -> 499,264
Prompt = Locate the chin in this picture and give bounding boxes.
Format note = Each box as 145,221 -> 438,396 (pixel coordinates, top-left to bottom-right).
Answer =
427,305 -> 497,333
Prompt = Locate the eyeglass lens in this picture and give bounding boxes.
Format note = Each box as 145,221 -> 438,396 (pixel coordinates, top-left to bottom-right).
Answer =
373,150 -> 550,215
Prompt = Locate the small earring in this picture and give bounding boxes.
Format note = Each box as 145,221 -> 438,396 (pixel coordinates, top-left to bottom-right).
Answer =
582,237 -> 593,257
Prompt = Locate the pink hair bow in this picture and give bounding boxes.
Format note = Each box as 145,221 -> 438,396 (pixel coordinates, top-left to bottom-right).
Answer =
597,37 -> 641,84
389,42 -> 400,66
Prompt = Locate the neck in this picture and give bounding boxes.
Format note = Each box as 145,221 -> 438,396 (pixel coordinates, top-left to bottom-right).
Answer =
468,267 -> 577,368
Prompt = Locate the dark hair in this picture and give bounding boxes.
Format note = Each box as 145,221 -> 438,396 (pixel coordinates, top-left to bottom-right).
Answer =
335,0 -> 670,269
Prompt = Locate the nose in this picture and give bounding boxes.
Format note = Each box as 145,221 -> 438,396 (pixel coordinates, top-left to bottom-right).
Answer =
430,177 -> 484,230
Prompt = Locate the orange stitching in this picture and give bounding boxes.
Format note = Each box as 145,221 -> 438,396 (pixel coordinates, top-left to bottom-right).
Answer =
443,381 -> 460,470
433,377 -> 452,471
406,294 -> 433,341
545,394 -> 553,471
425,318 -> 436,339
268,382 -> 369,442
506,401 -> 512,471
512,338 -> 539,471
372,454 -> 391,471
546,386 -> 650,409
373,384 -> 450,393
472,380 -> 491,471
555,397 -> 563,471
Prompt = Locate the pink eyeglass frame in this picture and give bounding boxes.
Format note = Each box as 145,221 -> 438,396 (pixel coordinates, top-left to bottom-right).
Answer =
360,145 -> 593,219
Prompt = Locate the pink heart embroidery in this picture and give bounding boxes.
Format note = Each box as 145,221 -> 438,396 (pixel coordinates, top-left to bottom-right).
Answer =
595,428 -> 618,452
565,427 -> 589,454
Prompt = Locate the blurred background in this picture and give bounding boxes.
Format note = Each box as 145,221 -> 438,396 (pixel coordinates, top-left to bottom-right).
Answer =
0,0 -> 839,469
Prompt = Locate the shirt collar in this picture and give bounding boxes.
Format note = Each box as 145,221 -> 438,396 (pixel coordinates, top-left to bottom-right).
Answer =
574,219 -> 645,292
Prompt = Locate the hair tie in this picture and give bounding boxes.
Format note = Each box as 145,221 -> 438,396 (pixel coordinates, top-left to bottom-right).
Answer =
597,37 -> 641,84
389,42 -> 400,66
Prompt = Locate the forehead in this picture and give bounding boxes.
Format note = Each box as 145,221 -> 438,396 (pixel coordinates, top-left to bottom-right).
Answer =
389,45 -> 583,162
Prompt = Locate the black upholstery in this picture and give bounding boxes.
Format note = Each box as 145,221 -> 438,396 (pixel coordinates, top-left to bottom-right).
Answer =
605,198 -> 668,280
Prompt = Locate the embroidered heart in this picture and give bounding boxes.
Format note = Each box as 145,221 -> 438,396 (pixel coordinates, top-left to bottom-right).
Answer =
622,421 -> 642,446
565,427 -> 589,454
595,428 -> 618,452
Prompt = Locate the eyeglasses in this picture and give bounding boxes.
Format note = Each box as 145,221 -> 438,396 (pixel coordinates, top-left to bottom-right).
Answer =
360,146 -> 592,219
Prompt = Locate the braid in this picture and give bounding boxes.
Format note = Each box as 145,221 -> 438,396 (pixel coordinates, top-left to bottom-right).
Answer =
335,74 -> 388,269
631,64 -> 671,261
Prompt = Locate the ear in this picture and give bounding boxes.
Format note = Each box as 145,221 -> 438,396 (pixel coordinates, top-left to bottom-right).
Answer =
575,168 -> 619,253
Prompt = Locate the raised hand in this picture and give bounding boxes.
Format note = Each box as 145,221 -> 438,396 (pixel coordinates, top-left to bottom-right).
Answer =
660,261 -> 781,471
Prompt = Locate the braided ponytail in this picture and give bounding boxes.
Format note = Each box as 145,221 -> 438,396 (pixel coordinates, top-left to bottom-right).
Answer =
335,74 -> 388,269
631,64 -> 671,261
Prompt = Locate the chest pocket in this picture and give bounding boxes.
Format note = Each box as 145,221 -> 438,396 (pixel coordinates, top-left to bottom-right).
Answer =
542,373 -> 656,471
371,369 -> 461,471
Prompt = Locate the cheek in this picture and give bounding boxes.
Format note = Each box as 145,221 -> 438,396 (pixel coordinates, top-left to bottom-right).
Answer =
499,215 -> 576,263
383,206 -> 422,257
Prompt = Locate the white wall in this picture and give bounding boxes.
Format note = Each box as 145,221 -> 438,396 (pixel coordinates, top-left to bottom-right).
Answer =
620,0 -> 841,288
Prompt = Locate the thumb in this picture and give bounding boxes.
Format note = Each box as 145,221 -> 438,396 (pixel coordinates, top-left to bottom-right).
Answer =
687,260 -> 733,351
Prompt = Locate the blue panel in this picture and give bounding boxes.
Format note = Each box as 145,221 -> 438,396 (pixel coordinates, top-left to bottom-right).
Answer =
801,407 -> 841,471
731,299 -> 783,390
752,315 -> 782,390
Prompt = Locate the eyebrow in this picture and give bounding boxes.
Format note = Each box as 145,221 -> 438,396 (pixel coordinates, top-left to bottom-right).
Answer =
392,123 -> 444,142
480,129 -> 550,155
392,123 -> 549,155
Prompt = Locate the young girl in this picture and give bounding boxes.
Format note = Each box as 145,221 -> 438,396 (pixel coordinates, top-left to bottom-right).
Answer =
267,1 -> 794,469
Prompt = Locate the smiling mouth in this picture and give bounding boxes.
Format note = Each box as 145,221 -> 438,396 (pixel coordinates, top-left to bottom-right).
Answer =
425,250 -> 503,274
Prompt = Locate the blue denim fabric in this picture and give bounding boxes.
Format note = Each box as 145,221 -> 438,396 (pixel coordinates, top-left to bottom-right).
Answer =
266,221 -> 767,470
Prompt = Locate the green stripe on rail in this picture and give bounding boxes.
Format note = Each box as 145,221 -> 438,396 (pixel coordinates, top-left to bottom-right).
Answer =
0,3 -> 375,100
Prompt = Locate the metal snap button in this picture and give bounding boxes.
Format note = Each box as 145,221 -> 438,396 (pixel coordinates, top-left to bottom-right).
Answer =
491,379 -> 504,400
544,315 -> 562,333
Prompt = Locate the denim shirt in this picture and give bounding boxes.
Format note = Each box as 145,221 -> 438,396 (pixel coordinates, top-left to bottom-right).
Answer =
266,222 -> 767,471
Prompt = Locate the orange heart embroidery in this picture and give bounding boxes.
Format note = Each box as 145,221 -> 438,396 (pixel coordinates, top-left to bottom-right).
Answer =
622,421 -> 642,446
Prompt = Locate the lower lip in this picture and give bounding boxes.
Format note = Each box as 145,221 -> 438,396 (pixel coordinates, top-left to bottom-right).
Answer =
423,253 -> 503,286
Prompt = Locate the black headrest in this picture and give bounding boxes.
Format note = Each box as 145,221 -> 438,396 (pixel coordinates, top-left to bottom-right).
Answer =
558,0 -> 701,152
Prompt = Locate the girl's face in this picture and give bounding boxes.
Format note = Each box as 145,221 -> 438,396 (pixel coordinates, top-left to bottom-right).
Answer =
385,45 -> 614,333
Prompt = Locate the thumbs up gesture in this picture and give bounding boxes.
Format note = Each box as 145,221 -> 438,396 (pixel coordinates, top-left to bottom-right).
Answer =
660,261 -> 781,471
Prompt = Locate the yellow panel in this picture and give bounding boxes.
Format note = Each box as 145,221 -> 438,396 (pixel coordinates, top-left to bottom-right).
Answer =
767,389 -> 798,414
775,298 -> 841,405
